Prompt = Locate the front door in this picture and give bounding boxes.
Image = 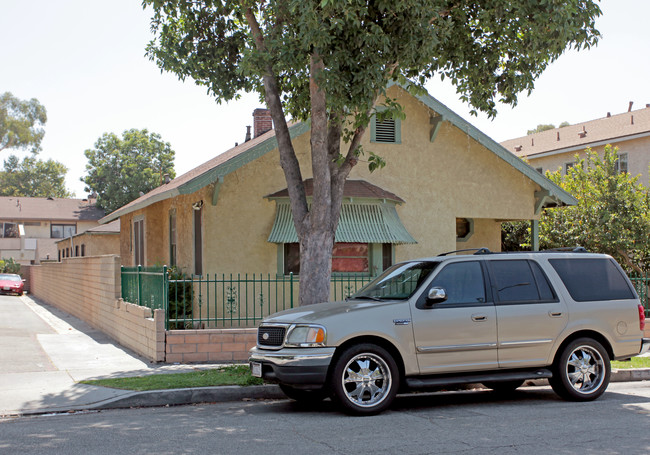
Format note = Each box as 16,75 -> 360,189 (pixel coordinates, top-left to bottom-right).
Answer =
412,261 -> 498,374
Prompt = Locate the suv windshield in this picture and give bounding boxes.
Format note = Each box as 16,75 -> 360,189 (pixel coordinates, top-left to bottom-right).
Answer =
351,261 -> 438,300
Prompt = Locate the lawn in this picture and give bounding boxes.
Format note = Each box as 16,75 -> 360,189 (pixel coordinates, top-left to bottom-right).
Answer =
612,356 -> 650,369
81,365 -> 263,391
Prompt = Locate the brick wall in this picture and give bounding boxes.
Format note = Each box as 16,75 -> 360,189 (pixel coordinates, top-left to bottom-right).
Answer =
166,328 -> 257,363
29,255 -> 165,361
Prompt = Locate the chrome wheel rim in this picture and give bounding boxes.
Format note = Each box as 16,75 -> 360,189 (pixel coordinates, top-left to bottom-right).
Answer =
341,353 -> 392,408
564,345 -> 605,394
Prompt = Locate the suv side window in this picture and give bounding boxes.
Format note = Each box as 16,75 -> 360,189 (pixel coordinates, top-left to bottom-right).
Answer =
488,260 -> 556,303
549,258 -> 636,302
424,261 -> 486,306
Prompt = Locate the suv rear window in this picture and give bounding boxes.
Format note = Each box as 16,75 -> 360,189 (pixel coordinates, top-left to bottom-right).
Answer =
549,258 -> 635,302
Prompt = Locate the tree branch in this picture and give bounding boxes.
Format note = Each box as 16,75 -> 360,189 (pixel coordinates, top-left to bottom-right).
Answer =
243,6 -> 309,234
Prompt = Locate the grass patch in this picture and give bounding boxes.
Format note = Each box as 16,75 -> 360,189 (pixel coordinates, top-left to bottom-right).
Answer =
612,356 -> 650,369
81,365 -> 263,391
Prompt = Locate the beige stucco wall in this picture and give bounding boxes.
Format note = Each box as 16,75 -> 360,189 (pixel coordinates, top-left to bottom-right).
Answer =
119,85 -> 543,275
57,233 -> 120,258
523,135 -> 650,186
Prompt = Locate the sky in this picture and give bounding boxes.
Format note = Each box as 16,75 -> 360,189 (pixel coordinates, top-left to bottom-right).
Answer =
1,0 -> 649,197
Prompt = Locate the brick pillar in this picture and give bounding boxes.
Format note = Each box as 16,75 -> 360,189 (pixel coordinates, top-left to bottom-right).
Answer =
253,108 -> 273,138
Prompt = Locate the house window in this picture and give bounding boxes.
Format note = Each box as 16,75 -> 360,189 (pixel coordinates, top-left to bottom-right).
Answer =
283,242 -> 391,275
615,153 -> 628,174
133,217 -> 145,266
371,112 -> 401,144
75,245 -> 79,257
193,202 -> 203,276
1,222 -> 19,238
58,250 -> 61,261
66,247 -> 70,258
81,244 -> 86,257
169,209 -> 177,267
564,162 -> 576,175
456,218 -> 473,242
51,224 -> 76,238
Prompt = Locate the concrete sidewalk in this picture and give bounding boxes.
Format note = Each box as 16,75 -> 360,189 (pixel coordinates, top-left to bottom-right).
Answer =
0,294 -> 647,417
0,294 -> 283,417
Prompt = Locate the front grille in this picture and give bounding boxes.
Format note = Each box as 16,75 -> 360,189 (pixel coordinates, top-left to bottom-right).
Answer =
258,326 -> 286,347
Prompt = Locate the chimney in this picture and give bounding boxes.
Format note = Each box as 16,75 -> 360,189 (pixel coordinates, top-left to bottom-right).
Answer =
163,174 -> 171,184
253,108 -> 273,138
607,112 -> 611,118
245,125 -> 252,142
556,131 -> 560,141
628,101 -> 634,112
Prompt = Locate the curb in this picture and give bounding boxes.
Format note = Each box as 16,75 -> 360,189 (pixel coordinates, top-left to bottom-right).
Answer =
13,369 -> 650,416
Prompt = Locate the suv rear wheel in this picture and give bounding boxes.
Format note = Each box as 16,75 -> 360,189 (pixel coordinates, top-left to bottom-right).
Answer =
550,338 -> 611,401
330,344 -> 399,415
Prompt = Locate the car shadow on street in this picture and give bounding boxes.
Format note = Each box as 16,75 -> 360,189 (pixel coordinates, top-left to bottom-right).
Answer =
273,384 -> 650,416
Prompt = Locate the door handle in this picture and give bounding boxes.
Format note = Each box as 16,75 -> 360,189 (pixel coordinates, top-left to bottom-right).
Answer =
471,314 -> 487,322
549,312 -> 563,318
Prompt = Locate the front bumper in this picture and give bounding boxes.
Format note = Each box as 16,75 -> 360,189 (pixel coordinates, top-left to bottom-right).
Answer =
249,346 -> 336,387
640,338 -> 650,356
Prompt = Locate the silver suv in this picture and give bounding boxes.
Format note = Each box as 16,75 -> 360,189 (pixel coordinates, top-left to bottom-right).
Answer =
250,249 -> 650,415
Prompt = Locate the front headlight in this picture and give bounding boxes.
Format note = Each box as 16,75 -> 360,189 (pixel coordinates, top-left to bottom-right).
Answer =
285,324 -> 327,347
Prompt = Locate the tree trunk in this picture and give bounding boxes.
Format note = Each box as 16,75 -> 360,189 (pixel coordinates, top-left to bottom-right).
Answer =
298,229 -> 335,305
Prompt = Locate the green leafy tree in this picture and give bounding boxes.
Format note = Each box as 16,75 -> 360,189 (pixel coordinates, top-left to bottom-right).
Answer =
144,0 -> 601,305
541,146 -> 650,273
0,155 -> 73,198
526,122 -> 570,135
0,92 -> 47,154
505,146 -> 650,271
82,129 -> 176,213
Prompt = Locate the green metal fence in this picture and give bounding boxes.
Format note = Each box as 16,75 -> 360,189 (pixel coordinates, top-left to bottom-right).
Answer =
121,266 -> 168,311
122,267 -> 650,329
121,267 -> 374,329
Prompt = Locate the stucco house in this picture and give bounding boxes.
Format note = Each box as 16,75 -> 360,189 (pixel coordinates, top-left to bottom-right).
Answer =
56,219 -> 120,261
100,84 -> 575,278
501,103 -> 650,185
0,196 -> 105,265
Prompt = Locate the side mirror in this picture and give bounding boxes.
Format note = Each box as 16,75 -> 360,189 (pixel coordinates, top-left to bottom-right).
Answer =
426,287 -> 447,305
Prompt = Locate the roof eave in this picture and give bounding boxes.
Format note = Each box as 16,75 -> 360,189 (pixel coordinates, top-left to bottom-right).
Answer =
397,82 -> 577,207
101,121 -> 311,223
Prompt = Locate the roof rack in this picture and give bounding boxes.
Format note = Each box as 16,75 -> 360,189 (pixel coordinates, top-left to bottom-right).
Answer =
437,247 -> 492,257
542,246 -> 588,253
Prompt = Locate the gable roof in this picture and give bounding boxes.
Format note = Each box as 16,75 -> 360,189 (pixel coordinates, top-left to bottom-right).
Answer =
100,83 -> 576,224
501,106 -> 650,158
265,179 -> 405,204
0,197 -> 105,222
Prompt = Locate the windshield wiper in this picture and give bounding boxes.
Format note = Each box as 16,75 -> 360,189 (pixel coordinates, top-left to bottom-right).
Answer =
349,295 -> 385,301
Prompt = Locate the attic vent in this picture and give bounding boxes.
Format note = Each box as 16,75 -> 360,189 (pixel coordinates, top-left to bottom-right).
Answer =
374,119 -> 396,143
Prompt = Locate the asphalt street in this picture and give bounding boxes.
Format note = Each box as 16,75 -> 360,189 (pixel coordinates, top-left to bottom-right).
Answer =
1,382 -> 649,455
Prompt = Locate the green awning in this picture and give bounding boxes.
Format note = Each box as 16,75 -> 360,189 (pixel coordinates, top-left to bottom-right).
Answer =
268,202 -> 417,244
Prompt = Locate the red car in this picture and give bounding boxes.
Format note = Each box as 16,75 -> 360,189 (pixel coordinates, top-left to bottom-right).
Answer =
0,274 -> 24,296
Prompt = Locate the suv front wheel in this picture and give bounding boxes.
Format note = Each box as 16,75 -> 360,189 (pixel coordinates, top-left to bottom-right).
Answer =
550,338 -> 611,401
330,344 -> 399,415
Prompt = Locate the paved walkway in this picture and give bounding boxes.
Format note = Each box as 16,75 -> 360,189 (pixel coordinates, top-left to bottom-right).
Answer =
0,294 -> 259,416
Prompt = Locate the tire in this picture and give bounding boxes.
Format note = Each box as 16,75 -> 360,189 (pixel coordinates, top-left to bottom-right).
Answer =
279,384 -> 328,403
482,380 -> 525,393
330,343 -> 399,415
550,338 -> 611,401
